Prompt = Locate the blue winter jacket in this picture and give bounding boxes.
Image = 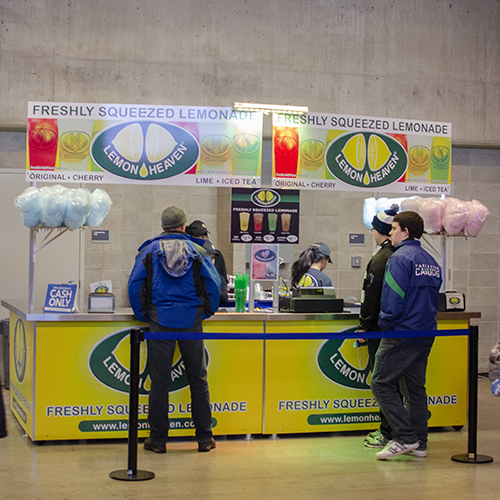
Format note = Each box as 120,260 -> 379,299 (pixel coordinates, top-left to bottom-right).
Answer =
128,233 -> 221,329
379,239 -> 442,333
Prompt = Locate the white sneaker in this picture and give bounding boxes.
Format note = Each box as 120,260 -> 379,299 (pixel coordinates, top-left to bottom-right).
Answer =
376,440 -> 419,460
406,446 -> 427,458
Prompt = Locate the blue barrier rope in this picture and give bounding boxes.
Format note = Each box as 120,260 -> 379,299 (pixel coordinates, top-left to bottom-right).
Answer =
144,328 -> 469,340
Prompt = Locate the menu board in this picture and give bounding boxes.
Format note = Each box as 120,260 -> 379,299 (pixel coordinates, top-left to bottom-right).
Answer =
230,188 -> 300,244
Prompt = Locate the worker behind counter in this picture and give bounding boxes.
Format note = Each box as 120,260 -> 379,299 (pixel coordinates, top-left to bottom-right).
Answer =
290,242 -> 332,290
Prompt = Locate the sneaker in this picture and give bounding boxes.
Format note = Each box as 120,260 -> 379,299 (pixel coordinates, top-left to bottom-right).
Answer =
364,429 -> 389,448
405,445 -> 427,458
376,440 -> 419,460
144,437 -> 166,454
198,437 -> 216,452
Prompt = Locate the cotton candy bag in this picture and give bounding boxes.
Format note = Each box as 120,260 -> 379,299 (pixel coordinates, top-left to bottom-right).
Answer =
40,184 -> 70,227
464,200 -> 490,236
417,197 -> 445,233
14,186 -> 43,227
442,197 -> 469,234
65,188 -> 91,230
86,188 -> 113,227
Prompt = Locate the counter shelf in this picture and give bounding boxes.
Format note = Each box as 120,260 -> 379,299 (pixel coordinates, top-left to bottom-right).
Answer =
2,299 -> 477,442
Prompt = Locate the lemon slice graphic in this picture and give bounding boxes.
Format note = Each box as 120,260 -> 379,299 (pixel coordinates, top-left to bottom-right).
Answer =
112,123 -> 143,162
146,124 -> 177,162
112,335 -> 149,374
257,190 -> 267,202
342,133 -> 366,170
367,135 -> 391,171
338,340 -> 369,370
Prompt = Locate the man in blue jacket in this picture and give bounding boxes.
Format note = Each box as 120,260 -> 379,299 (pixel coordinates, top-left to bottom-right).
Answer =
128,206 -> 221,453
371,211 -> 442,460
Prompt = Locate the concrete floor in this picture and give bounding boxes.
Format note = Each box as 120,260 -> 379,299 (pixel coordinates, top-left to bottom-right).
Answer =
0,378 -> 499,500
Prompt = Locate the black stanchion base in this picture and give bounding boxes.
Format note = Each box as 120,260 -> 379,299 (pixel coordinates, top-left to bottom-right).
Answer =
109,470 -> 155,481
451,454 -> 494,464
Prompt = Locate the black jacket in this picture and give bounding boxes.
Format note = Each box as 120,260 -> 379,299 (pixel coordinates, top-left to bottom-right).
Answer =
358,239 -> 394,331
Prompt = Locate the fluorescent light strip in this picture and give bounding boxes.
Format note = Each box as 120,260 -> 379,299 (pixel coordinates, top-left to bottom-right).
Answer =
233,102 -> 309,115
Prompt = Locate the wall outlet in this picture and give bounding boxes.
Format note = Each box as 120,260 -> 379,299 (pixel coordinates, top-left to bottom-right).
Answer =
351,256 -> 362,268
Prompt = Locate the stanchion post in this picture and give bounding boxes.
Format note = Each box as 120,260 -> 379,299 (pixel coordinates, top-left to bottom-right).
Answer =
451,325 -> 493,464
110,328 -> 155,481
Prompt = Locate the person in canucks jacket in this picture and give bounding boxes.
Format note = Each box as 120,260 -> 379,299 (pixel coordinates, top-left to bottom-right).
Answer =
371,211 -> 442,460
128,206 -> 220,454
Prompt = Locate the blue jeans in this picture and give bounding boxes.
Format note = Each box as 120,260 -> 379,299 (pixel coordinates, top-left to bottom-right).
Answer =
371,337 -> 434,445
148,321 -> 213,445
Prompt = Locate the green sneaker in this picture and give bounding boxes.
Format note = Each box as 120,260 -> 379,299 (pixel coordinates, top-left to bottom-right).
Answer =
364,429 -> 389,448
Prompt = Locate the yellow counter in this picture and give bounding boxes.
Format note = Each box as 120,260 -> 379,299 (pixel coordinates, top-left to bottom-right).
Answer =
2,300 -> 478,441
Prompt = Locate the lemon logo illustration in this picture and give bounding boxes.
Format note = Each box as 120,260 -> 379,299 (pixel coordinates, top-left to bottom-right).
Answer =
112,335 -> 149,375
301,140 -> 325,162
201,134 -> 232,158
342,134 -> 366,171
88,328 -> 211,394
274,133 -> 298,157
325,131 -> 408,188
339,340 -> 370,372
251,189 -> 280,207
408,146 -> 431,175
60,132 -> 91,157
367,135 -> 391,171
92,121 -> 199,181
29,126 -> 58,150
88,328 -> 152,395
317,327 -> 372,390
14,318 -> 27,383
298,274 -> 314,287
232,134 -> 261,156
431,145 -> 450,168
145,123 -> 177,162
112,123 -> 143,162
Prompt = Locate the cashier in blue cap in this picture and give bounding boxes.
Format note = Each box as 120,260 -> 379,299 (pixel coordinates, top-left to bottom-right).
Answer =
290,242 -> 332,289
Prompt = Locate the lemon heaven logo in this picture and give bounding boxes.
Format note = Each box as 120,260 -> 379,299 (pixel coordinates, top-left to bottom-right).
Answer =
88,328 -> 209,395
251,189 -> 280,207
325,132 -> 408,188
91,121 -> 199,180
14,318 -> 27,383
317,328 -> 371,390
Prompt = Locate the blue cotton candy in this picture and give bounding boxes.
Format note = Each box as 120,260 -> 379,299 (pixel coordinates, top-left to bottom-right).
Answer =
14,187 -> 42,227
65,188 -> 91,230
85,188 -> 113,227
41,186 -> 70,227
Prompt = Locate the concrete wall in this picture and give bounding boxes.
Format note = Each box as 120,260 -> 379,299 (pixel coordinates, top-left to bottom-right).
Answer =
1,0 -> 499,370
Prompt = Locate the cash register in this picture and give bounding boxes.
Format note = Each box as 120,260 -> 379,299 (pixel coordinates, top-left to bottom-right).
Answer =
289,287 -> 344,313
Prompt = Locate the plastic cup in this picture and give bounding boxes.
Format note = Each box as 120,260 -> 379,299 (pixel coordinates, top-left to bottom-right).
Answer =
281,213 -> 291,232
234,288 -> 247,312
254,213 -> 263,232
239,212 -> 250,231
268,213 -> 278,231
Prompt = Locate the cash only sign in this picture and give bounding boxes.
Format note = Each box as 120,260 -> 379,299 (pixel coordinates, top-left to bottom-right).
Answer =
272,111 -> 452,195
26,102 -> 263,187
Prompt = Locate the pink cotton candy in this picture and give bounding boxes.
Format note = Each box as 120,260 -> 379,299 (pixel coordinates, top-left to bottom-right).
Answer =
442,197 -> 469,234
464,200 -> 490,236
417,198 -> 445,233
400,196 -> 421,213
